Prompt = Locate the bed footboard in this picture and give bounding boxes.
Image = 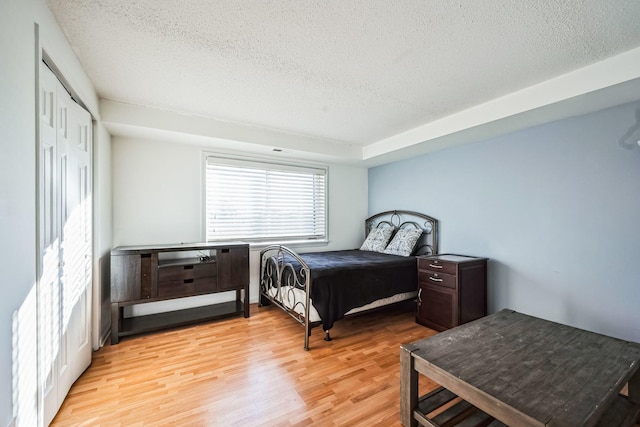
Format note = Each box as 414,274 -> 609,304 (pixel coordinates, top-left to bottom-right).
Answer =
259,245 -> 313,350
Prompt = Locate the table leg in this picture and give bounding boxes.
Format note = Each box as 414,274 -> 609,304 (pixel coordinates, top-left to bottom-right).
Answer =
629,366 -> 640,404
400,344 -> 418,427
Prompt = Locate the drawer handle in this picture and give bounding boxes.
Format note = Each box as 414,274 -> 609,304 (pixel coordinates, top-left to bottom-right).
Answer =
184,265 -> 194,270
184,279 -> 194,284
429,276 -> 443,282
429,264 -> 443,269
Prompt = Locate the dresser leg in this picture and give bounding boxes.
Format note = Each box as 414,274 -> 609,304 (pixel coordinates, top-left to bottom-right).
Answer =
240,288 -> 250,318
110,303 -> 120,345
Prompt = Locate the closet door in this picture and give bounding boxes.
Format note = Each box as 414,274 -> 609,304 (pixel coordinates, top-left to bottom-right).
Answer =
38,62 -> 61,426
38,63 -> 93,426
56,78 -> 93,405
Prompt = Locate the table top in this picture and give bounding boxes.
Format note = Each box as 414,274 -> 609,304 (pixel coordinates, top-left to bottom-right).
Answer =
111,241 -> 248,254
417,253 -> 486,263
406,309 -> 640,427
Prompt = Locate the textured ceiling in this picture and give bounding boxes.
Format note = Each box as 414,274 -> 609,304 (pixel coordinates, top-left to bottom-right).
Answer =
46,0 -> 640,158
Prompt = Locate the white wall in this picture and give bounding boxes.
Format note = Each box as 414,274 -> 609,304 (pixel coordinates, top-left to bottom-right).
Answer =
112,137 -> 368,313
369,100 -> 640,343
0,0 -> 110,424
94,124 -> 113,346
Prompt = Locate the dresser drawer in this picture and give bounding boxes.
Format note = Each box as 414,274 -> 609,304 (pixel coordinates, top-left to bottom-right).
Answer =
157,277 -> 218,297
158,261 -> 217,282
419,271 -> 456,289
418,258 -> 457,275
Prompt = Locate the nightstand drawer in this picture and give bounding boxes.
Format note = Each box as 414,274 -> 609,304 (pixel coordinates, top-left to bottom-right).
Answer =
419,271 -> 456,289
418,258 -> 457,275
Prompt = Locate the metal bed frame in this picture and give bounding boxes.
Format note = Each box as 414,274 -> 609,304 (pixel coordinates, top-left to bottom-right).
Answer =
259,210 -> 438,350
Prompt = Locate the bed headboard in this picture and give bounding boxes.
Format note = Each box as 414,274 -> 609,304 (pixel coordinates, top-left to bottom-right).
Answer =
365,210 -> 438,256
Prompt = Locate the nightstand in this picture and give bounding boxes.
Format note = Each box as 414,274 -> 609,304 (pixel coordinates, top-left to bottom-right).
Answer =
416,254 -> 487,331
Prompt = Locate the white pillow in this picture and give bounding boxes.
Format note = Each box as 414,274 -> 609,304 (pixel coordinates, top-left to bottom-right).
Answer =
360,226 -> 394,252
383,227 -> 422,256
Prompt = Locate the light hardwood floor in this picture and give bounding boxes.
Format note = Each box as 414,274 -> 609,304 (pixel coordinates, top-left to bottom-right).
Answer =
51,303 -> 438,426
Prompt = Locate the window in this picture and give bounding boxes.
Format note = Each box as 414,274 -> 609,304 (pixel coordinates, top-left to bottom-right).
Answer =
205,155 -> 327,242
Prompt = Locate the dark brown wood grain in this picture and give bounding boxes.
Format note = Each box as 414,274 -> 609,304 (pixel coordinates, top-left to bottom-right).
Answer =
595,394 -> 640,427
157,259 -> 216,280
139,253 -> 154,298
110,254 -> 141,302
110,242 -> 249,344
431,400 -> 475,426
418,284 -> 456,329
418,270 -> 457,289
119,301 -> 243,338
217,247 -> 249,291
416,254 -> 487,331
458,263 -> 486,324
416,387 -> 457,416
403,310 -> 640,427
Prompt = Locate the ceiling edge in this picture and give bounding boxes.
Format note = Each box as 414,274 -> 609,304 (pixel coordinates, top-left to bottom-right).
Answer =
363,46 -> 640,162
100,100 -> 363,163
101,46 -> 640,168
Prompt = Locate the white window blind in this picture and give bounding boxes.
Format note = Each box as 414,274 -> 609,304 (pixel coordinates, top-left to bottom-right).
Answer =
205,156 -> 327,242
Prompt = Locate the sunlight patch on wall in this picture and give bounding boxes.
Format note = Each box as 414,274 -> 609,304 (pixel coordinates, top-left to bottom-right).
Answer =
12,283 -> 38,426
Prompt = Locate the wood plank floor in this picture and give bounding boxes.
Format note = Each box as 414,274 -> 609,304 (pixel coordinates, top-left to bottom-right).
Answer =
51,303 -> 439,426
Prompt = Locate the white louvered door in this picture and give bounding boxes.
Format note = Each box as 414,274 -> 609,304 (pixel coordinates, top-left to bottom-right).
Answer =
38,62 -> 93,426
38,61 -> 61,427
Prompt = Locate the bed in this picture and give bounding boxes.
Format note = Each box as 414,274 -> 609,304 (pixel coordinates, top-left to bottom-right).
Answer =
259,210 -> 438,350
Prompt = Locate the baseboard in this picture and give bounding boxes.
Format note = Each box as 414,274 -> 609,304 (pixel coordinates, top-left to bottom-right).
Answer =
99,324 -> 111,348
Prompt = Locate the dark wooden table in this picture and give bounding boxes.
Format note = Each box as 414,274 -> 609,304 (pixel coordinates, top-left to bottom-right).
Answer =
401,309 -> 640,427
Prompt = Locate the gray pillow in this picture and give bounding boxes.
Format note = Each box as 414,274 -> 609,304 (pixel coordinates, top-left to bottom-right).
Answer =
360,226 -> 394,252
383,227 -> 422,256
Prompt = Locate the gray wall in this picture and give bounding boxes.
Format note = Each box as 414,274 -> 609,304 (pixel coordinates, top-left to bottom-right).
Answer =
369,100 -> 640,342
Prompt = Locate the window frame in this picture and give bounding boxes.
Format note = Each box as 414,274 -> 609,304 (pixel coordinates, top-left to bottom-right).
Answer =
203,152 -> 329,245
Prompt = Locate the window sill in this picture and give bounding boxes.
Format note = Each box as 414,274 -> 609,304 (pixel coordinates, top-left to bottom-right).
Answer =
248,239 -> 329,251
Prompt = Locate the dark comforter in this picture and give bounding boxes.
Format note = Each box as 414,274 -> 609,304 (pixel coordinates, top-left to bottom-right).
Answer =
285,249 -> 417,331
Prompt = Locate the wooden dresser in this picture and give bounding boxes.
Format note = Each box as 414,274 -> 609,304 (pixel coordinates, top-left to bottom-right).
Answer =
416,254 -> 487,331
110,242 -> 249,344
